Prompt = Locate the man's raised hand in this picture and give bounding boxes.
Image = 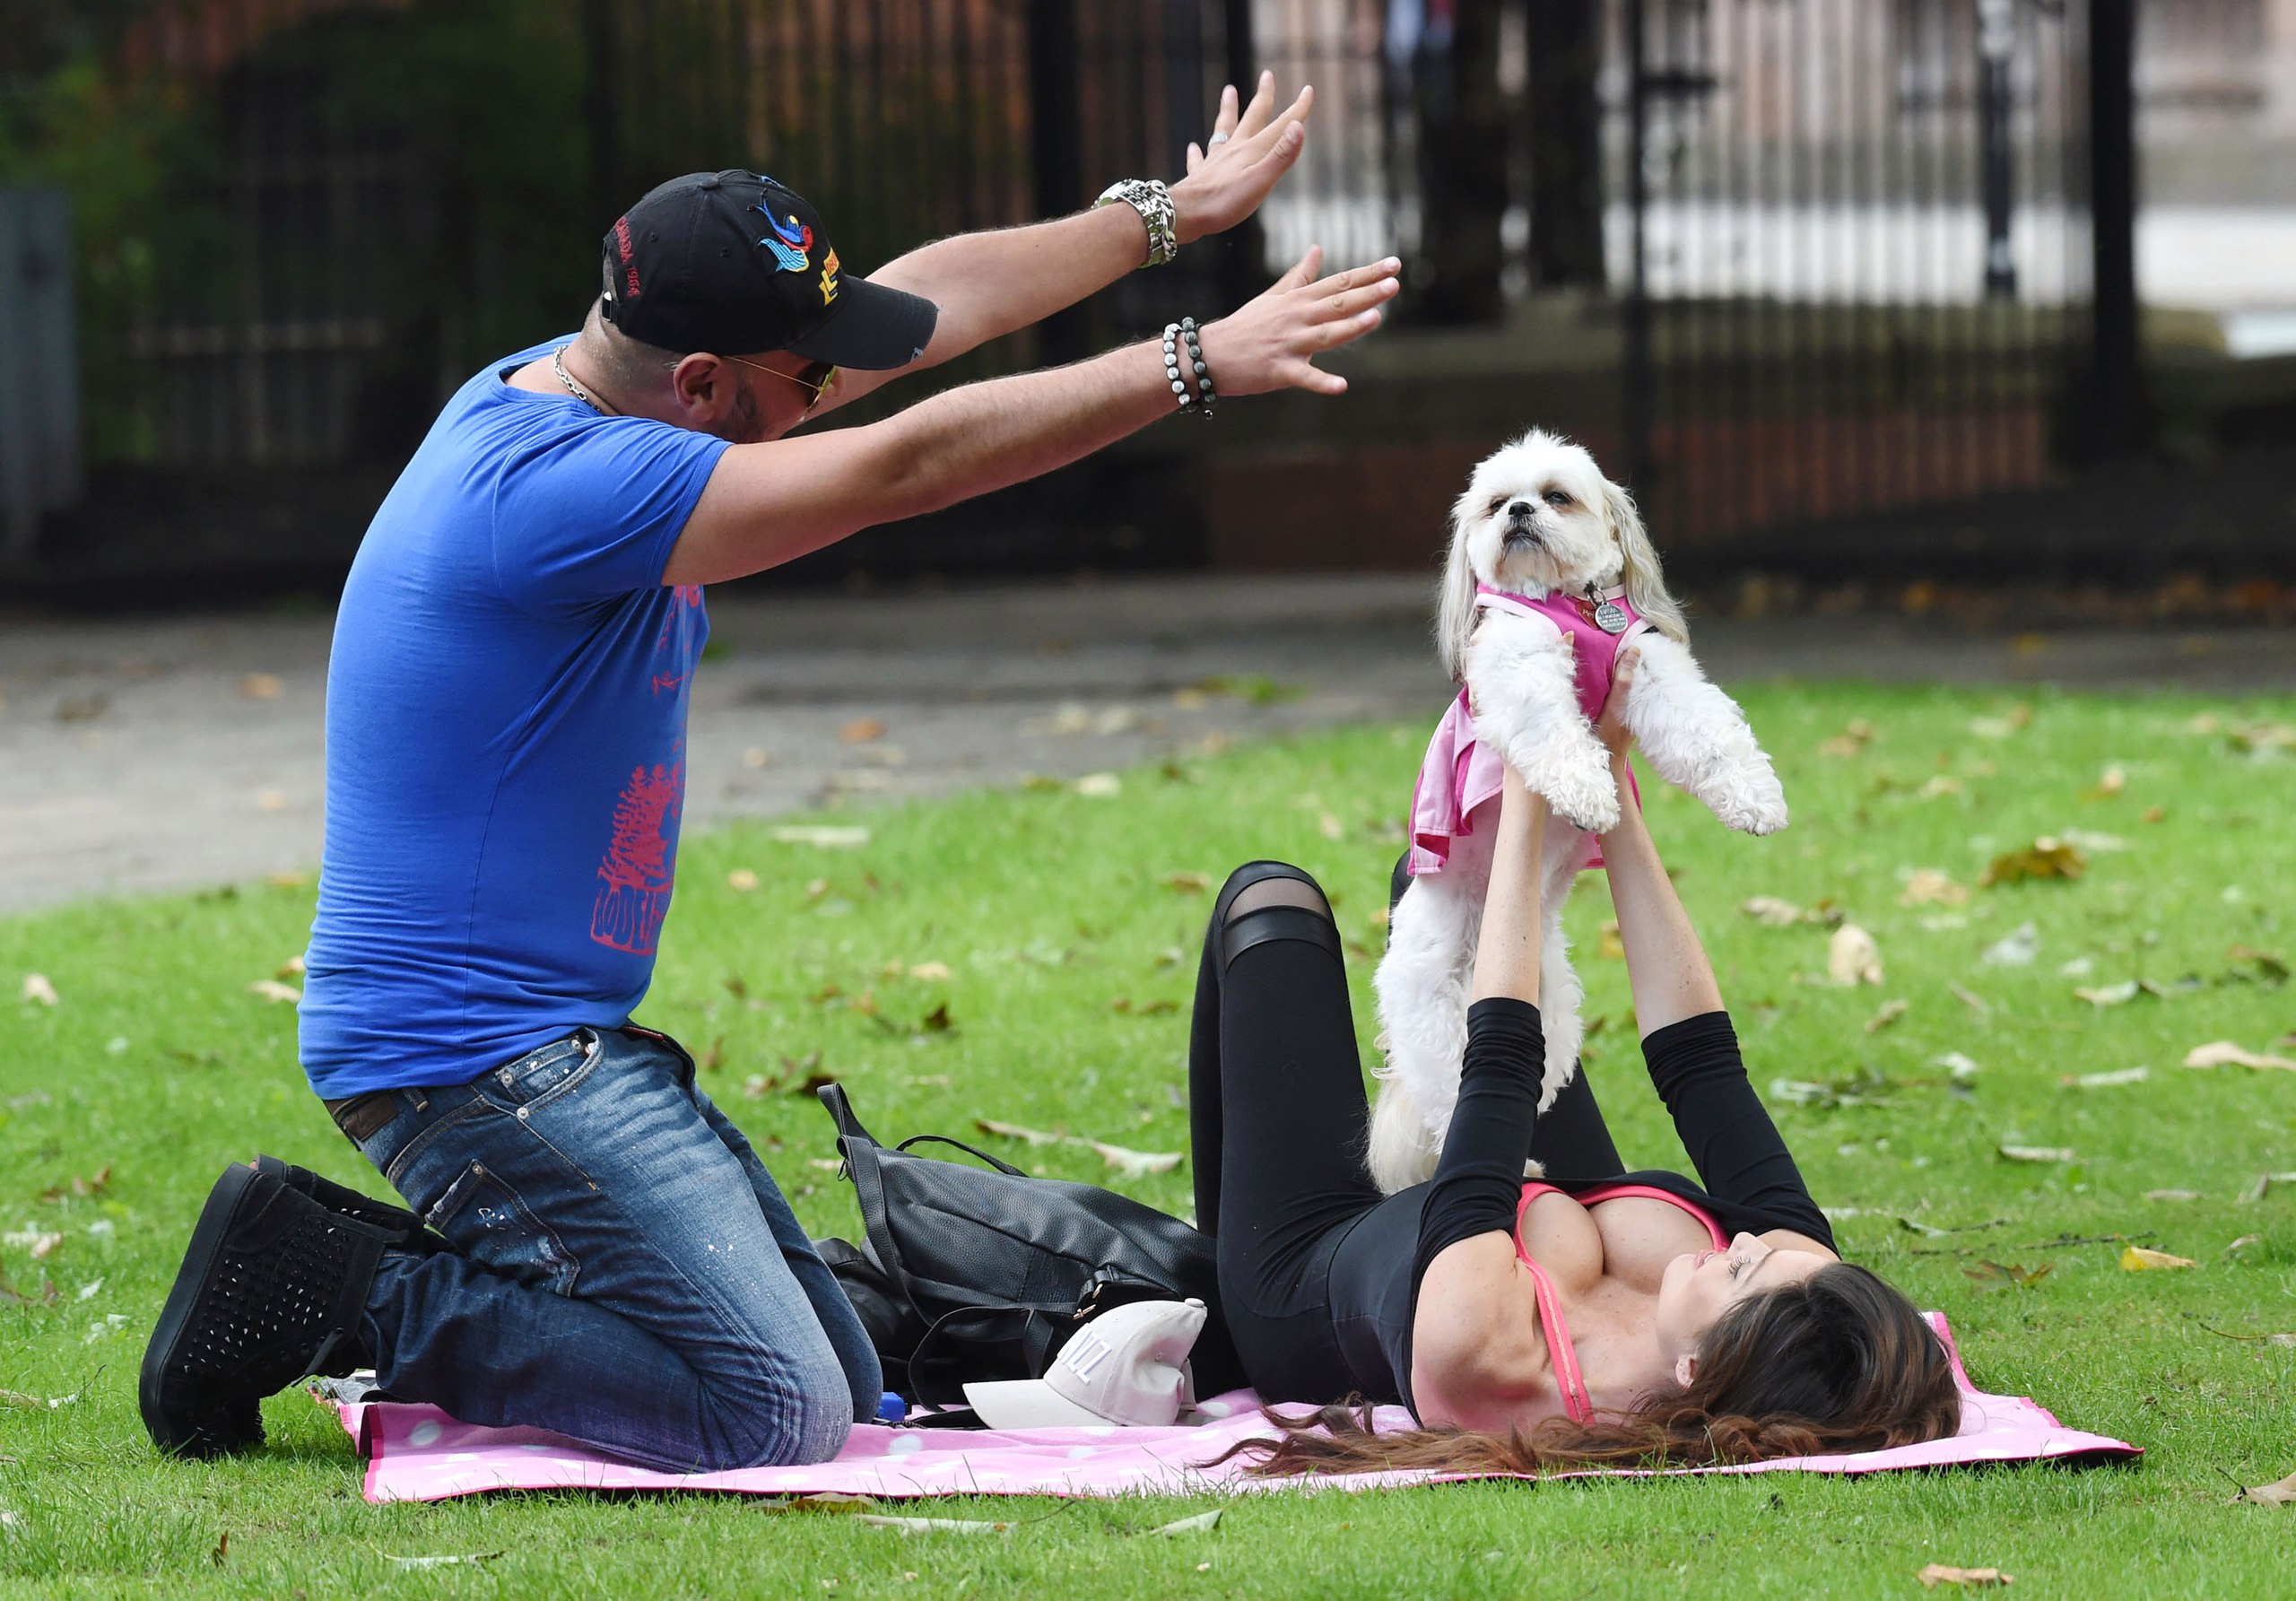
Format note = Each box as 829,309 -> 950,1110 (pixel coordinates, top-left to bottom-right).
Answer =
1198,248 -> 1401,398
1170,72 -> 1312,245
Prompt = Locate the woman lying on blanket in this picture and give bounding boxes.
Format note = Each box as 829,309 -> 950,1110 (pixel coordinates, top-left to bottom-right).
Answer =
1187,654 -> 1960,1474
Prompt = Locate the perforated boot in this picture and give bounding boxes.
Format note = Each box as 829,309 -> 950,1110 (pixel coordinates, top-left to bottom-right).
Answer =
140,1162 -> 396,1458
252,1154 -> 446,1254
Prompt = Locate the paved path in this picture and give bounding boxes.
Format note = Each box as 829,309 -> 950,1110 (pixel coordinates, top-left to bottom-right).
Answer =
4,574 -> 2293,914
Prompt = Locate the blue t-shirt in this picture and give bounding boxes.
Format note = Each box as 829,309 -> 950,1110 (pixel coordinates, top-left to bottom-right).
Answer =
300,339 -> 733,1097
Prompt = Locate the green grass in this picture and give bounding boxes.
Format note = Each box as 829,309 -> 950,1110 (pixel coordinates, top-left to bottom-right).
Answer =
4,682 -> 2296,1597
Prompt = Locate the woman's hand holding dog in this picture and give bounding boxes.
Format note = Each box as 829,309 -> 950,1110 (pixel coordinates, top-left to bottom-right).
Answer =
1595,646 -> 1641,761
1200,248 -> 1400,398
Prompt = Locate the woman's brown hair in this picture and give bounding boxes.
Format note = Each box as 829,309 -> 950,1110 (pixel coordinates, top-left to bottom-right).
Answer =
1217,1263 -> 1960,1476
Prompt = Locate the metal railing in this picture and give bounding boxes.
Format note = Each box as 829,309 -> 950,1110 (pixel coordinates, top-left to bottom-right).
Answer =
40,0 -> 2145,558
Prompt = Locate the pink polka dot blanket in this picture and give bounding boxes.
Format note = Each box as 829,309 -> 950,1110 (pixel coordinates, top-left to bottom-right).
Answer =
315,1315 -> 2135,1503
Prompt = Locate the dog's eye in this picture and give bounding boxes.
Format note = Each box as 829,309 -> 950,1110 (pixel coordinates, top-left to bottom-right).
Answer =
1544,490 -> 1573,509
1487,497 -> 1509,516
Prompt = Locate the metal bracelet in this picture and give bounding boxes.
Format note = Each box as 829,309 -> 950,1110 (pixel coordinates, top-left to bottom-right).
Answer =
1095,178 -> 1178,268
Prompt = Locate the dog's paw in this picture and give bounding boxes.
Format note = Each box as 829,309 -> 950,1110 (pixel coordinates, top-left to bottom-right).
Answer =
1709,770 -> 1789,835
1528,761 -> 1621,834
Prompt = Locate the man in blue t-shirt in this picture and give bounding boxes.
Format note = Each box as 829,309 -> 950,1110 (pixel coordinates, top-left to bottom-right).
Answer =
142,78 -> 1404,1468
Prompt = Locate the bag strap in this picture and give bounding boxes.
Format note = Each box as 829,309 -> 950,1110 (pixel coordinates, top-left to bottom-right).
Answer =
906,1302 -> 1069,1408
816,1083 -> 882,1151
893,1132 -> 1028,1178
818,1086 -> 917,1318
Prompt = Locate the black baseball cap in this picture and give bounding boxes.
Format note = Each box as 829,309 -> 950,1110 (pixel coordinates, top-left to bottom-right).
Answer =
598,170 -> 937,370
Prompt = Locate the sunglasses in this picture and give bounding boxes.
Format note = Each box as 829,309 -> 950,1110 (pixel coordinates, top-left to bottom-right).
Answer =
723,353 -> 839,413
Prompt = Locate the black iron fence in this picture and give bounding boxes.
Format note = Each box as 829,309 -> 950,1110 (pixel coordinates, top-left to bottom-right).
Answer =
32,0 -> 2144,561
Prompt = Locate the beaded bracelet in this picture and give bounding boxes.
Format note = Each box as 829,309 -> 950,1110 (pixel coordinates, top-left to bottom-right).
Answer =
1161,318 -> 1217,419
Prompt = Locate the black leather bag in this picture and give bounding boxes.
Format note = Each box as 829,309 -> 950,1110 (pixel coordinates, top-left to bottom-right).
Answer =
813,1083 -> 1242,1407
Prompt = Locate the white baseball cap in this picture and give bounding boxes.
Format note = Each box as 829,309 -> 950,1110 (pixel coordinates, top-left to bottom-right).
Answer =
963,1299 -> 1208,1430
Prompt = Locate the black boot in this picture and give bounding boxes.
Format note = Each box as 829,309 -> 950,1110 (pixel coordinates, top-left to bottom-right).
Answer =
140,1162 -> 396,1458
252,1154 -> 447,1253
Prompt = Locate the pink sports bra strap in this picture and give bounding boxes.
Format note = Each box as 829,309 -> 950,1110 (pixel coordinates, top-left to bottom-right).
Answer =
1513,1184 -> 1596,1425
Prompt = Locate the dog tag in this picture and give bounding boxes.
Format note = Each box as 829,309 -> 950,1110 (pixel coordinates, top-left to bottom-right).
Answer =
1592,599 -> 1631,634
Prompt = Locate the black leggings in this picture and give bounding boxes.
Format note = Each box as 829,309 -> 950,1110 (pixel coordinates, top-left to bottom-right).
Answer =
1187,859 -> 1628,1403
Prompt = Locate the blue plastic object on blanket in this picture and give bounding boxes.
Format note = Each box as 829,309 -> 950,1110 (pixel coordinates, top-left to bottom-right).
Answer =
876,1392 -> 906,1423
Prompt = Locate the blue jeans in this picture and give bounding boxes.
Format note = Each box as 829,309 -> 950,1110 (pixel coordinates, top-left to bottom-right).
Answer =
350,1025 -> 880,1472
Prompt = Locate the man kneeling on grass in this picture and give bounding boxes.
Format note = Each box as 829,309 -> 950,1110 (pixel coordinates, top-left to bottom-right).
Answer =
140,78 -> 1401,1471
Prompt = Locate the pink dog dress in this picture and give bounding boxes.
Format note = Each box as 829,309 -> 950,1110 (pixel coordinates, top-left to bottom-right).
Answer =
1406,584 -> 1650,878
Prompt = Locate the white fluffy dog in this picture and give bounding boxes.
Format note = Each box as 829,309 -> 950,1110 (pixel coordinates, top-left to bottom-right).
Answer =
1365,430 -> 1787,1195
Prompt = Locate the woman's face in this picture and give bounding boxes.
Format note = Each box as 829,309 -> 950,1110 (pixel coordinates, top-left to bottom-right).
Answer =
1653,1232 -> 1830,1373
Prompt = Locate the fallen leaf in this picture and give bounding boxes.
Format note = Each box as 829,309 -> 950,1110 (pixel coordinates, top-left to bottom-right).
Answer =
2224,1234 -> 2263,1255
1817,719 -> 1875,757
254,788 -> 289,813
1980,837 -> 2086,886
1162,872 -> 1212,894
1075,773 -> 1123,798
727,868 -> 760,892
2237,1172 -> 2296,1204
743,746 -> 773,769
2058,829 -> 2130,854
1916,1564 -> 2013,1589
839,718 -> 886,744
3,1230 -> 62,1259
2121,1245 -> 2196,1271
275,954 -> 306,979
2144,805 -> 2167,823
1596,920 -> 1625,961
21,973 -> 57,1006
2144,1188 -> 2203,1202
1318,812 -> 1344,840
2073,979 -> 2143,1008
237,673 -> 282,700
1948,982 -> 1994,1014
1827,924 -> 1883,987
1090,1141 -> 1184,1179
1961,1260 -> 2052,1292
2223,945 -> 2290,984
1979,922 -> 2040,967
2088,765 -> 2126,798
698,1036 -> 726,1072
2065,1066 -> 2149,1088
2183,1041 -> 2296,1072
857,1514 -> 1013,1535
1148,1509 -> 1223,1536
2237,1471 -> 2296,1506
387,1553 -> 504,1568
0,1389 -> 77,1410
773,825 -> 870,848
1932,1051 -> 1981,1081
246,979 -> 301,1004
740,1075 -> 773,1099
1770,1067 -> 1896,1109
908,961 -> 952,982
1738,896 -> 1841,928
211,1531 -> 230,1567
263,870 -> 310,889
1998,1145 -> 2076,1163
1899,870 -> 1970,907
1918,775 -> 1963,800
975,1118 -> 1063,1146
1109,996 -> 1178,1015
1866,998 -> 1909,1033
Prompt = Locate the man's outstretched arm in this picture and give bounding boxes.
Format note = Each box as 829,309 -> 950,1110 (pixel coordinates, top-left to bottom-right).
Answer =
810,74 -> 1312,416
661,248 -> 1397,587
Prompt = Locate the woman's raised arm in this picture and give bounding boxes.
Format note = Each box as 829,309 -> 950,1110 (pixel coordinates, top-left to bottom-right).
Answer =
1593,649 -> 1726,1036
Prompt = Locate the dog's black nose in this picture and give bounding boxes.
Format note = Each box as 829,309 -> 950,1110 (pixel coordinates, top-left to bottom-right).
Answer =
1507,500 -> 1532,518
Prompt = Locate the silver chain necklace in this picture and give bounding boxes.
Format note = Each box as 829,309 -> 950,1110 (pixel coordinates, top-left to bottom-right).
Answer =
552,345 -> 613,415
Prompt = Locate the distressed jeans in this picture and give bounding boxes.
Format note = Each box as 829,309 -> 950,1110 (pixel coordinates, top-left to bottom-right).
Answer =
350,1024 -> 880,1472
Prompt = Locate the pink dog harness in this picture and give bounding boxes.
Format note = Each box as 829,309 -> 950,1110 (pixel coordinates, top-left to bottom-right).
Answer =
1406,585 -> 1650,877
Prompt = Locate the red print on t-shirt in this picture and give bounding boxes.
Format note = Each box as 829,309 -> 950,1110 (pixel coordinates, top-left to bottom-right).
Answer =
589,756 -> 683,954
650,584 -> 704,696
